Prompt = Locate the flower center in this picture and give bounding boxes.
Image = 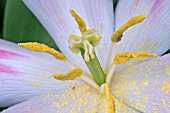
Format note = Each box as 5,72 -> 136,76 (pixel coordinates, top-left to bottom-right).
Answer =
69,10 -> 106,86
17,9 -> 158,113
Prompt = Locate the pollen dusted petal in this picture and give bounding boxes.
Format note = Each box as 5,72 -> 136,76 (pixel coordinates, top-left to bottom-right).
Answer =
104,84 -> 116,113
54,68 -> 83,81
0,39 -> 80,107
18,42 -> 66,60
111,54 -> 170,112
111,16 -> 145,42
1,85 -> 107,113
114,52 -> 156,64
70,10 -> 87,34
115,0 -> 170,74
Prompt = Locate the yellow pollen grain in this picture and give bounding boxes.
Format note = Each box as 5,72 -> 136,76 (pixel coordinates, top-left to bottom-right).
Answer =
104,84 -> 116,113
114,52 -> 156,64
165,65 -> 170,76
161,80 -> 170,94
140,79 -> 149,89
143,95 -> 149,102
162,98 -> 169,111
111,15 -> 145,42
70,9 -> 87,34
53,68 -> 83,81
18,42 -> 66,60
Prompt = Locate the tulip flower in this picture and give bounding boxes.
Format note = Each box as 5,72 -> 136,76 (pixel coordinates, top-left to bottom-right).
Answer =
1,0 -> 170,113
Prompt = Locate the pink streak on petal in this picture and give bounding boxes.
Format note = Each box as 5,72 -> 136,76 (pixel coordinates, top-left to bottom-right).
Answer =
0,50 -> 25,59
150,0 -> 164,18
0,63 -> 18,75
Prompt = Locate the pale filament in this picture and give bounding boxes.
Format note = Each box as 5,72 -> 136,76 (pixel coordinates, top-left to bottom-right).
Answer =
106,42 -> 117,86
64,58 -> 100,91
106,43 -> 117,70
81,74 -> 100,91
106,63 -> 116,85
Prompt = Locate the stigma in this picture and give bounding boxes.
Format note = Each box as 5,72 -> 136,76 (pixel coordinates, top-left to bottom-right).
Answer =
68,28 -> 101,62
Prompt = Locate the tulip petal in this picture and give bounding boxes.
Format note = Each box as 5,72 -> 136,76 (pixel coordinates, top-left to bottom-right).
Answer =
115,0 -> 170,73
23,0 -> 114,70
114,97 -> 140,113
0,39 -> 84,107
1,85 -> 104,113
1,85 -> 141,113
111,54 -> 170,112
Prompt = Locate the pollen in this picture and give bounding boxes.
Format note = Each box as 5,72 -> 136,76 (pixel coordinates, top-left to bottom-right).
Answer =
53,68 -> 83,81
114,52 -> 156,64
70,9 -> 87,34
104,83 -> 116,113
18,42 -> 66,60
111,15 -> 145,42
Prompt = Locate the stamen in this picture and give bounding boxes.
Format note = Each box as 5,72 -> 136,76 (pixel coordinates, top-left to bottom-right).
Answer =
81,75 -> 100,91
18,42 -> 66,60
111,16 -> 145,42
70,9 -> 87,34
114,52 -> 156,64
104,84 -> 116,113
53,68 -> 82,81
106,63 -> 116,85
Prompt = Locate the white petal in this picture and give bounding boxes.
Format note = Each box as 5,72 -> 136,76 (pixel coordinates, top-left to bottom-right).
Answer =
2,85 -> 103,113
0,39 -> 84,107
114,97 -> 140,113
23,0 -> 114,70
115,0 -> 170,73
1,85 -> 141,113
111,54 -> 170,112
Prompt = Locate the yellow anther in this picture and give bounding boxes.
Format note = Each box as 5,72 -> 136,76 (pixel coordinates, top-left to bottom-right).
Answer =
70,9 -> 87,34
111,16 -> 145,42
104,83 -> 116,113
114,52 -> 156,64
53,68 -> 83,81
18,42 -> 66,60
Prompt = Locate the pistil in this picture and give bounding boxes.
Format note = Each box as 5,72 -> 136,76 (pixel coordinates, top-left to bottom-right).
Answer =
69,9 -> 106,86
81,50 -> 106,85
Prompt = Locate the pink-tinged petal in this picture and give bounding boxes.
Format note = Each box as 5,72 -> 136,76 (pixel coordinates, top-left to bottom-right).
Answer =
0,63 -> 18,75
0,39 -> 84,107
23,0 -> 114,70
0,50 -> 25,59
115,0 -> 170,73
111,54 -> 170,112
1,85 -> 103,113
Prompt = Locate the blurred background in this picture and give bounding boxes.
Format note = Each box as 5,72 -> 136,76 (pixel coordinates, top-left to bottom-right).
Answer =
0,0 -> 169,111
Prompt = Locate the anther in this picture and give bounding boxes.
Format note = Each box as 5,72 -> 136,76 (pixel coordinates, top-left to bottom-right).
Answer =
53,68 -> 83,81
18,42 -> 66,60
70,9 -> 87,34
111,16 -> 145,42
104,84 -> 116,113
114,52 -> 156,64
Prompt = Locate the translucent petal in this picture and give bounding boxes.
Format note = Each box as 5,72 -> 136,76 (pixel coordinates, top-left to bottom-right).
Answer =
0,39 -> 83,107
2,85 -> 103,113
115,0 -> 170,73
111,54 -> 170,112
23,0 -> 114,71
